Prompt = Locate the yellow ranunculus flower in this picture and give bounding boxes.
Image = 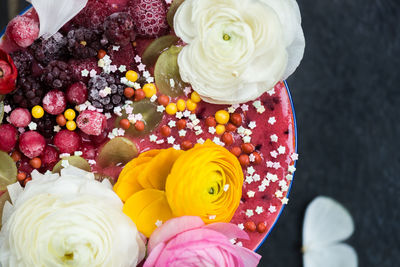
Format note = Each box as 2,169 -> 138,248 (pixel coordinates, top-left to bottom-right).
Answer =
114,140 -> 243,237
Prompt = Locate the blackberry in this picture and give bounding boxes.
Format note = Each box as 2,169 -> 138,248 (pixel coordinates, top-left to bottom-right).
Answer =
103,12 -> 136,46
41,60 -> 72,90
5,76 -> 44,109
10,50 -> 34,77
33,113 -> 57,139
88,73 -> 126,112
30,32 -> 68,64
67,28 -> 101,59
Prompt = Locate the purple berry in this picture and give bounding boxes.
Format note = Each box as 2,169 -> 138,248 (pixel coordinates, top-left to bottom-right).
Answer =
103,12 -> 136,46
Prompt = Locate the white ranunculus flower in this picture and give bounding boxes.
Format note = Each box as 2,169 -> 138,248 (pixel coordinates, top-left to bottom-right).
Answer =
0,166 -> 146,267
174,0 -> 305,104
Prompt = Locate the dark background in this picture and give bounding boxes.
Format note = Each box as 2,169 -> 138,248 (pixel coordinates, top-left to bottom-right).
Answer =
1,0 -> 399,266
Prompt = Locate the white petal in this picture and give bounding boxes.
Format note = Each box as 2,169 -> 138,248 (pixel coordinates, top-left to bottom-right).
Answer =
30,0 -> 88,39
303,196 -> 354,250
6,182 -> 23,204
304,243 -> 358,267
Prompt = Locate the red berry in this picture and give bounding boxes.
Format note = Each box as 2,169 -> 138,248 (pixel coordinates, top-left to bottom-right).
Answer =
98,49 -> 107,59
18,158 -> 34,175
119,118 -> 131,130
124,87 -> 135,98
241,143 -> 255,154
230,146 -> 241,157
10,108 -> 31,127
11,151 -> 22,162
17,172 -> 26,182
244,221 -> 256,232
66,82 -> 88,105
103,12 -> 136,46
239,154 -> 250,166
40,145 -> 59,169
76,110 -> 107,136
177,119 -> 186,130
90,130 -> 109,145
134,121 -> 145,131
56,114 -> 67,127
157,95 -> 169,106
69,58 -> 102,83
181,140 -> 193,150
54,130 -> 81,154
205,116 -> 217,127
134,89 -> 145,101
160,125 -> 171,137
6,15 -> 39,48
252,152 -> 262,165
257,222 -> 267,233
72,0 -> 113,29
29,157 -> 42,169
42,90 -> 67,115
221,132 -> 233,146
0,124 -> 18,152
226,123 -> 237,132
19,131 -> 46,158
81,142 -> 97,160
230,113 -> 242,126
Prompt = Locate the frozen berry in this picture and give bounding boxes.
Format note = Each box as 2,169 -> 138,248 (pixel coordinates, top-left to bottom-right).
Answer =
76,110 -> 107,136
54,130 -> 81,154
31,33 -> 68,65
128,0 -> 168,38
66,82 -> 88,105
103,12 -> 136,46
10,108 -> 31,127
72,0 -> 113,30
42,90 -> 67,115
0,124 -> 18,152
18,159 -> 33,175
67,28 -> 101,59
6,15 -> 39,48
19,131 -> 46,158
81,142 -> 97,159
69,57 -> 102,83
40,145 -> 59,169
10,50 -> 34,77
90,130 -> 108,145
107,43 -> 136,70
41,60 -> 72,89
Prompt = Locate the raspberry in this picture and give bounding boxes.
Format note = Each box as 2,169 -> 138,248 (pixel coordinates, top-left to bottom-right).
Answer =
0,124 -> 18,152
108,43 -> 136,70
128,0 -> 168,38
105,0 -> 129,12
31,33 -> 68,64
6,15 -> 39,48
42,90 -> 67,115
66,82 -> 88,105
41,60 -> 72,89
72,0 -> 113,30
10,108 -> 31,127
19,131 -> 46,158
10,50 -> 34,77
67,28 -> 101,59
103,12 -> 136,46
68,57 -> 102,83
54,130 -> 81,154
76,110 -> 107,136
40,145 -> 59,169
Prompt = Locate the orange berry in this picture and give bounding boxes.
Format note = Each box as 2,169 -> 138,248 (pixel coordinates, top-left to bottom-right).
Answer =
160,125 -> 171,137
17,172 -> 26,182
134,89 -> 146,101
244,221 -> 256,232
119,119 -> 131,130
230,113 -> 242,126
226,123 -> 237,132
124,87 -> 135,98
205,116 -> 217,127
181,140 -> 193,150
221,132 -> 233,146
157,95 -> 170,106
252,152 -> 262,165
97,49 -> 106,59
257,222 -> 267,233
241,143 -> 255,154
239,154 -> 250,166
56,114 -> 67,127
135,121 -> 145,131
29,157 -> 42,169
11,151 -> 21,162
23,177 -> 32,187
230,146 -> 242,157
177,119 -> 186,130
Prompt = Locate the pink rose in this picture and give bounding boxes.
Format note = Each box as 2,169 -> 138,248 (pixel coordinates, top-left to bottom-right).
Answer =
144,216 -> 261,267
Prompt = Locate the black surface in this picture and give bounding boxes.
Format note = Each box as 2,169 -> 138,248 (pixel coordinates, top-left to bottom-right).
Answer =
1,1 -> 399,266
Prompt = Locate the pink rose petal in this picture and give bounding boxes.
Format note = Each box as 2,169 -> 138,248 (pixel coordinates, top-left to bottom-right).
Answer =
203,222 -> 250,240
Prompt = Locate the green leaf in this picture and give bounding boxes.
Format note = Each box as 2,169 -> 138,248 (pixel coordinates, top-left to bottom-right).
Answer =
142,35 -> 180,67
167,0 -> 185,29
52,156 -> 91,173
97,137 -> 138,168
0,151 -> 17,191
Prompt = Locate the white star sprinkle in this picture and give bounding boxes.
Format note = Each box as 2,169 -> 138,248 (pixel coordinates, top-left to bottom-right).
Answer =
208,127 -> 216,134
247,191 -> 255,198
275,190 -> 283,198
53,125 -> 61,132
3,105 -> 11,113
266,161 -> 274,168
168,120 -> 176,128
245,209 -> 254,217
267,88 -> 275,96
155,220 -> 163,227
277,146 -> 286,154
137,63 -> 146,72
266,173 -> 278,182
248,121 -> 256,129
255,206 -> 264,214
249,153 -> 256,162
149,134 -> 157,142
197,138 -> 205,144
183,87 -> 192,95
173,144 -> 181,150
253,174 -> 261,182
167,136 -> 175,144
143,70 -> 151,78
270,150 -> 278,158
238,223 -> 244,230
28,122 -> 37,130
268,205 -> 277,213
175,112 -> 183,119
134,55 -> 142,63
268,117 -> 276,125
281,197 -> 289,205
291,153 -> 299,161
242,136 -> 251,143
270,134 -> 278,142
112,45 -> 120,51
273,162 -> 281,169
157,105 -> 166,113
258,185 -> 266,192
178,130 -> 187,137
252,100 -> 262,109
247,166 -> 255,175
286,174 -> 293,181
245,176 -> 253,184
241,104 -> 249,111
89,69 -> 97,77
288,165 -> 296,173
118,65 -> 127,72
256,106 -> 266,114
81,69 -> 89,77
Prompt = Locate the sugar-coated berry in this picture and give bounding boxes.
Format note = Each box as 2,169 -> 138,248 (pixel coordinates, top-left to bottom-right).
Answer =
54,130 -> 81,154
186,99 -> 197,111
17,172 -> 26,182
10,108 -> 31,127
126,70 -> 139,82
98,49 -> 107,59
205,116 -> 217,127
241,143 -> 255,154
31,105 -> 44,119
244,221 -> 256,232
166,103 -> 177,115
124,87 -> 135,98
40,145 -> 59,168
160,125 -> 171,137
29,157 -> 42,169
134,89 -> 146,101
66,82 -> 88,105
64,109 -> 76,121
239,154 -> 250,166
6,15 -> 39,48
190,91 -> 201,103
143,83 -> 157,98
42,90 -> 67,115
230,146 -> 242,157
215,124 -> 226,135
66,121 -> 77,131
215,110 -> 230,125
177,119 -> 186,130
0,124 -> 18,152
19,131 -> 46,158
134,121 -> 145,131
257,222 -> 267,233
56,114 -> 67,127
76,110 -> 107,136
11,151 -> 21,162
176,99 -> 186,111
157,95 -> 169,106
119,118 -> 131,130
221,132 -> 233,146
230,113 -> 242,126
252,152 -> 262,165
226,123 -> 237,132
181,140 -> 193,150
